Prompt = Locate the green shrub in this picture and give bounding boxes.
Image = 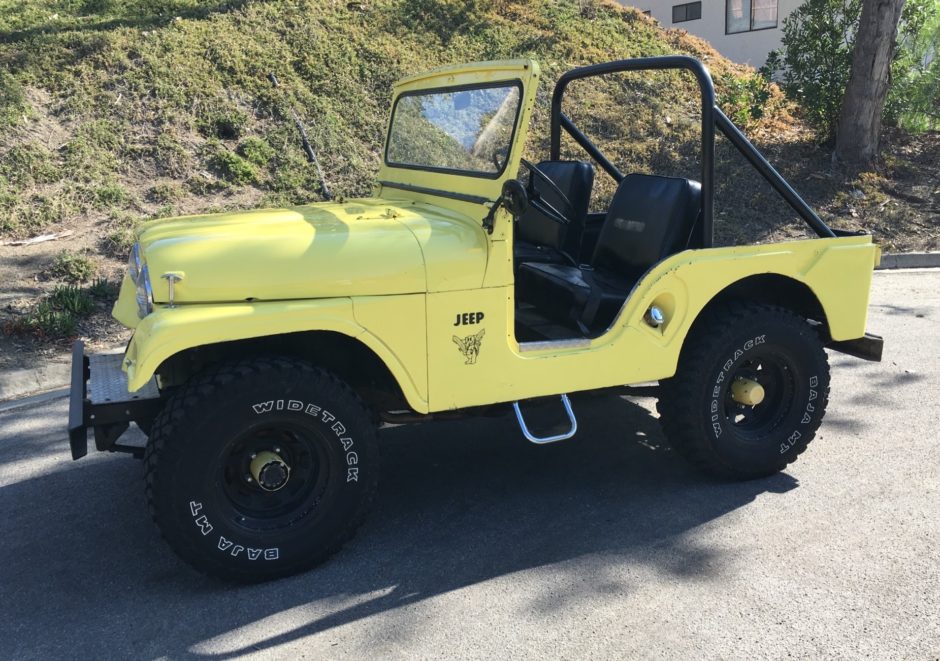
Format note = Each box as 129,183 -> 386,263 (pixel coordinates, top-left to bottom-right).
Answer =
774,0 -> 860,142
49,284 -> 95,317
51,250 -> 97,284
152,204 -> 176,218
717,72 -> 773,126
237,136 -> 276,167
7,284 -> 96,339
87,277 -> 120,300
19,301 -> 79,339
775,0 -> 939,140
94,182 -> 129,208
886,1 -> 940,131
207,144 -> 259,185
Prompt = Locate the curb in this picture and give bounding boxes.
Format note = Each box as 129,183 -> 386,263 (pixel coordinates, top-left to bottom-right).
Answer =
0,388 -> 68,414
877,252 -> 940,269
0,342 -> 126,404
0,362 -> 71,404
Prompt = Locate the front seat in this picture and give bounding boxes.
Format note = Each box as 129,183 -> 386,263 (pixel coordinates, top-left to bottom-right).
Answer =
514,160 -> 595,267
517,173 -> 701,335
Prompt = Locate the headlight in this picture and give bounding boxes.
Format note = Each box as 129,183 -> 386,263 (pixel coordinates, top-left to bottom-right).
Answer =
133,250 -> 154,319
128,242 -> 141,283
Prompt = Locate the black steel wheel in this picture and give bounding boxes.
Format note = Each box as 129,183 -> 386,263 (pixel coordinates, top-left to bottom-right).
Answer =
144,357 -> 378,582
658,303 -> 830,479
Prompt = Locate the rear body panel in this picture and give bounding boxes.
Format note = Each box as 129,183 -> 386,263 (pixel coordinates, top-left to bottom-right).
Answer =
426,235 -> 877,410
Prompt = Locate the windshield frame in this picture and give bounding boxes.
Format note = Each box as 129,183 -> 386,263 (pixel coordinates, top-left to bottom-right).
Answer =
383,79 -> 524,180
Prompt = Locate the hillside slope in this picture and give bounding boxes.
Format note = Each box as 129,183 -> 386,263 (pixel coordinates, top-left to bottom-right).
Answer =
0,0 -> 935,368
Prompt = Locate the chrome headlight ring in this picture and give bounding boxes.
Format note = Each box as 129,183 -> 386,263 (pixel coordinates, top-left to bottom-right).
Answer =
128,242 -> 142,283
136,262 -> 154,319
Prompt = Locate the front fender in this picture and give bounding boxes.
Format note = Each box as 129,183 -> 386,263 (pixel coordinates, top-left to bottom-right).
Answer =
123,298 -> 428,412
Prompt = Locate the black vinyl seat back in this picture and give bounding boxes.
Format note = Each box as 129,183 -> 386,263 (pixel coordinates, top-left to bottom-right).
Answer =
591,173 -> 701,279
516,160 -> 595,260
515,173 -> 702,338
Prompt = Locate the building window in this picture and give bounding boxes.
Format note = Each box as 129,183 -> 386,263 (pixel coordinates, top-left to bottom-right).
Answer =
672,1 -> 702,23
726,0 -> 778,33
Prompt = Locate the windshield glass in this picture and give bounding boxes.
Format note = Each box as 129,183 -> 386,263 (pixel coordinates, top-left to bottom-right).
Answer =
385,82 -> 521,176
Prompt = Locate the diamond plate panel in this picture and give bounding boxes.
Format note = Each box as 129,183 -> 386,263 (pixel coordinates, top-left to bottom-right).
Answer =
88,352 -> 160,405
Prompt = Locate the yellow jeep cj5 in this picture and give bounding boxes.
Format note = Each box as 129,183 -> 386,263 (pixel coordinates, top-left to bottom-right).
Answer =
68,57 -> 883,581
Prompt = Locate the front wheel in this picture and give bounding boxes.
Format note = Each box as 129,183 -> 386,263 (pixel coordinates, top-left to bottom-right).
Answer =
144,358 -> 379,582
658,303 -> 830,479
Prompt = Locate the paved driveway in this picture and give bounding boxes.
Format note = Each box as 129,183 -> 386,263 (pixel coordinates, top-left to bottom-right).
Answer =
1,269 -> 937,659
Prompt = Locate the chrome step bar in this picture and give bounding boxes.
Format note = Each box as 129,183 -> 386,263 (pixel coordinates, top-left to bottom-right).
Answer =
512,394 -> 578,444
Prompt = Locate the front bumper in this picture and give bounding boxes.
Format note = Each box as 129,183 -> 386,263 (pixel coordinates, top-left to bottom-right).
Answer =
67,341 -> 164,460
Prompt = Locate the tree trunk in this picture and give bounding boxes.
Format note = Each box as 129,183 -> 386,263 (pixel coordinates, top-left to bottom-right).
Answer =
834,0 -> 906,169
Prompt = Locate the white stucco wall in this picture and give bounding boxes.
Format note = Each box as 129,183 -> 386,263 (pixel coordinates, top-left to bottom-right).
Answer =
620,0 -> 803,67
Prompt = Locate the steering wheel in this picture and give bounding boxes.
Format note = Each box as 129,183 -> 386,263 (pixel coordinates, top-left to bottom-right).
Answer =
518,158 -> 574,227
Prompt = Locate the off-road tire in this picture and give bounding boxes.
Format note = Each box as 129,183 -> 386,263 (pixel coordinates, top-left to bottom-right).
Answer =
143,357 -> 379,582
657,303 -> 830,479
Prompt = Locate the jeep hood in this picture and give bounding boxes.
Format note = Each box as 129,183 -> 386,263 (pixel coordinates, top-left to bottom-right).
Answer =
135,199 -> 441,304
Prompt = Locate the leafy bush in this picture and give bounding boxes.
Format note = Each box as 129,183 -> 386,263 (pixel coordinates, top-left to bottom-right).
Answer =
51,250 -> 97,284
6,285 -> 95,339
773,0 -> 939,141
886,2 -> 940,131
49,284 -> 95,317
717,71 -> 773,126
237,137 -> 276,167
773,0 -> 860,142
87,277 -> 120,300
207,146 -> 259,185
95,182 -> 129,208
15,301 -> 79,339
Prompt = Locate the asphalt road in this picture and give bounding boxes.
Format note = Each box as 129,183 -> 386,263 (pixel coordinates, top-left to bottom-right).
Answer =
1,269 -> 938,660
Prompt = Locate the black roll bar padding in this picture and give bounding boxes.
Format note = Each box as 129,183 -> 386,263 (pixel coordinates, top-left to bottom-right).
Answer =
550,56 -> 716,247
713,108 -> 836,238
549,55 -> 836,246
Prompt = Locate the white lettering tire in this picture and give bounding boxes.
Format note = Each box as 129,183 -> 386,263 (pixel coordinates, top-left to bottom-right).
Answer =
658,303 -> 830,479
144,357 -> 379,582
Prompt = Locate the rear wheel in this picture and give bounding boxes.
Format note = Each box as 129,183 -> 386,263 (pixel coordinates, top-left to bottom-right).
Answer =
144,357 -> 378,582
658,303 -> 830,479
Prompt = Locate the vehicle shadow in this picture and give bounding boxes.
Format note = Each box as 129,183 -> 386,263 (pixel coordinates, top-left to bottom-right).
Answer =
0,395 -> 797,659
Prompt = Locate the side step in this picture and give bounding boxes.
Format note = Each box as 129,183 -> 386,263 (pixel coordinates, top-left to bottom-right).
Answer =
512,394 -> 578,444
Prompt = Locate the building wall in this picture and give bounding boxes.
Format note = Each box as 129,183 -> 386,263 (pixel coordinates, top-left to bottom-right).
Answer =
620,0 -> 803,67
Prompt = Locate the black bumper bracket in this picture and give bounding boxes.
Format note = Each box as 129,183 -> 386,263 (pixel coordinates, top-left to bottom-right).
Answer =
67,341 -> 164,460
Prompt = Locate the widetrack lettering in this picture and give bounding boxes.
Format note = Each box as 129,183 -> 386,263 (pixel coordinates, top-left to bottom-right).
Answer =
249,399 -> 361,483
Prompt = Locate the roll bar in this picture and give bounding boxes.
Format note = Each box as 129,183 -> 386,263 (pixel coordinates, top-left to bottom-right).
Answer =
549,56 -> 835,248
